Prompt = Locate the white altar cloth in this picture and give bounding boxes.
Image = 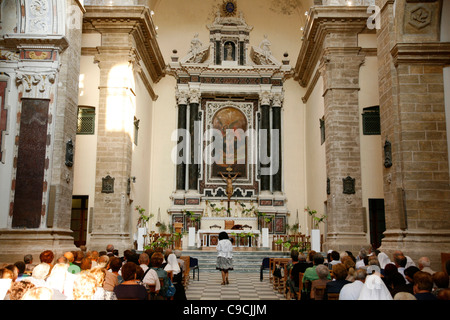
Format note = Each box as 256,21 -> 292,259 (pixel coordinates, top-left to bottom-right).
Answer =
196,229 -> 261,248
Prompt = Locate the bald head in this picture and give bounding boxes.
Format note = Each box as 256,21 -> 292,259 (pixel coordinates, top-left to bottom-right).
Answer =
64,252 -> 74,263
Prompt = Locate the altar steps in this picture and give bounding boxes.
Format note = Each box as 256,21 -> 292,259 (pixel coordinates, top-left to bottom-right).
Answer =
181,250 -> 290,274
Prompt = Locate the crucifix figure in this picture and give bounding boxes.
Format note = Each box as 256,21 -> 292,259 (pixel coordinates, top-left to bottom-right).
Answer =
219,167 -> 240,215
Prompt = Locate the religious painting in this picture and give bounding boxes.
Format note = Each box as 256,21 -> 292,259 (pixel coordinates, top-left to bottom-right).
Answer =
211,106 -> 248,179
209,234 -> 219,246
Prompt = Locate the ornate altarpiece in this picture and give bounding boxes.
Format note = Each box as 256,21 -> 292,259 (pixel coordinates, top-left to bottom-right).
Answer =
167,6 -> 292,235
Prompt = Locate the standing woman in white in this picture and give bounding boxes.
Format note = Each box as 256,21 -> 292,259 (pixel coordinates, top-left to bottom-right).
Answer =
216,231 -> 234,285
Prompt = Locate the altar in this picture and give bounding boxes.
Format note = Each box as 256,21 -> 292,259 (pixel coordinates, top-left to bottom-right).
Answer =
196,229 -> 261,248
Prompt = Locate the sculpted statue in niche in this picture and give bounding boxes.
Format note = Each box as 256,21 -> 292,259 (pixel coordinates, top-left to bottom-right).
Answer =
224,41 -> 235,61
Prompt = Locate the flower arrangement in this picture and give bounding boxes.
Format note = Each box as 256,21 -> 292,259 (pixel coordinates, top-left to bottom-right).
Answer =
145,236 -> 172,250
206,201 -> 230,216
305,206 -> 327,229
135,205 -> 154,228
238,202 -> 257,216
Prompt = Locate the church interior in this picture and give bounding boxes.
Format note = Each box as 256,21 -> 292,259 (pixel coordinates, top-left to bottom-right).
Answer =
0,0 -> 449,275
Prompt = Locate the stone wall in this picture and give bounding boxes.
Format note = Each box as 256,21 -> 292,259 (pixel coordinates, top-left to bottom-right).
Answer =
376,0 -> 450,269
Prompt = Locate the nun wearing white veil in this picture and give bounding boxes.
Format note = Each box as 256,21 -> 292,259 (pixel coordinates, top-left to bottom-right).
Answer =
358,273 -> 393,300
377,252 -> 392,269
164,253 -> 186,300
164,253 -> 181,275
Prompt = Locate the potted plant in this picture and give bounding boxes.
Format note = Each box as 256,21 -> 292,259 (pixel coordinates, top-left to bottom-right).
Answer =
135,206 -> 153,250
305,206 -> 327,252
158,221 -> 168,234
184,210 -> 201,230
135,205 -> 154,228
291,223 -> 299,235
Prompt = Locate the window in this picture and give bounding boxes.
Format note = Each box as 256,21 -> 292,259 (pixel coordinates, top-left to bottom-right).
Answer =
76,106 -> 95,135
362,106 -> 381,135
319,116 -> 325,145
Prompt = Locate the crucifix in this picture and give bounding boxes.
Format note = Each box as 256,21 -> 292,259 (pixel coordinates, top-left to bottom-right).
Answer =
219,166 -> 240,216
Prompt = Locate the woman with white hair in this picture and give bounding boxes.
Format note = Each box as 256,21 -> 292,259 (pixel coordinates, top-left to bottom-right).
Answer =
27,263 -> 50,288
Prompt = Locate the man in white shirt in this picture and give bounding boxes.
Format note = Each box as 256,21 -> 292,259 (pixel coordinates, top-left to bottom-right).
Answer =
138,253 -> 160,292
339,268 -> 367,300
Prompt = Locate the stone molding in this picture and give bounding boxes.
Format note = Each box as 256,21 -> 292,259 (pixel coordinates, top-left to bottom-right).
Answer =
294,5 -> 373,87
390,41 -> 450,66
83,5 -> 165,84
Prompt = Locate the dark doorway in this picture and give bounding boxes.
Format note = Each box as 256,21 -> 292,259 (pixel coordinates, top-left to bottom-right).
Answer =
71,196 -> 89,247
369,198 -> 386,249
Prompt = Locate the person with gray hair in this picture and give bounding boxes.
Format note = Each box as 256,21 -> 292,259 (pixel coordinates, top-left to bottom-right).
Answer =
339,268 -> 367,300
97,255 -> 109,268
138,253 -> 160,292
355,248 -> 368,269
310,264 -> 331,300
23,254 -> 35,274
418,257 -> 435,275
106,244 -> 115,257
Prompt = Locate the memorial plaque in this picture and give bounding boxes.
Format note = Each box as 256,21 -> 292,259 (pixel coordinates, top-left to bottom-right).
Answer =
12,98 -> 49,228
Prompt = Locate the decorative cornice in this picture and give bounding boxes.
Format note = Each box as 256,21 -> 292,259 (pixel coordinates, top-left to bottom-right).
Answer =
1,34 -> 69,52
390,42 -> 450,67
302,68 -> 321,103
294,5 -> 372,88
83,5 -> 165,83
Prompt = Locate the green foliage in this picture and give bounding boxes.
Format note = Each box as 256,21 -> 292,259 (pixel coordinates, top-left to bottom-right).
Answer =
135,205 -> 154,228
305,206 -> 327,229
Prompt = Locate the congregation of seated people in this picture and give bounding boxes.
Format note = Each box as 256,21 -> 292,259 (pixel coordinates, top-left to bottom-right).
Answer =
282,247 -> 450,301
0,244 -> 187,301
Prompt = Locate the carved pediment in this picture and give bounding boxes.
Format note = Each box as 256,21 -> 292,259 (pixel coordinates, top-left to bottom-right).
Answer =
180,45 -> 211,64
250,46 -> 281,66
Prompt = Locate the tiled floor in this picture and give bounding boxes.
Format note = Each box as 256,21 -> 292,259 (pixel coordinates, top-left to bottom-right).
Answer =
185,271 -> 287,300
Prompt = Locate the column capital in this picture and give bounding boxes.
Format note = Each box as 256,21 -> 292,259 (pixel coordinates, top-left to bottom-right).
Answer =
15,71 -> 57,99
272,91 -> 284,108
176,89 -> 189,105
189,88 -> 201,105
259,91 -> 272,106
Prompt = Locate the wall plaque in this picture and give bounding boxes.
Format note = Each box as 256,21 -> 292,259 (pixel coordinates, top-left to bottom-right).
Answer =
65,139 -> 74,167
384,140 -> 393,168
343,176 -> 356,194
12,98 -> 50,228
102,175 -> 115,194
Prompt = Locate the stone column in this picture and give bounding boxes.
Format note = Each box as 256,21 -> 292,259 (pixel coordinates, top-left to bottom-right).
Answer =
321,46 -> 367,252
176,89 -> 188,191
0,0 -> 82,262
188,89 -> 201,191
376,0 -> 450,266
272,92 -> 283,193
294,5 -> 373,252
89,44 -> 136,251
259,91 -> 272,193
